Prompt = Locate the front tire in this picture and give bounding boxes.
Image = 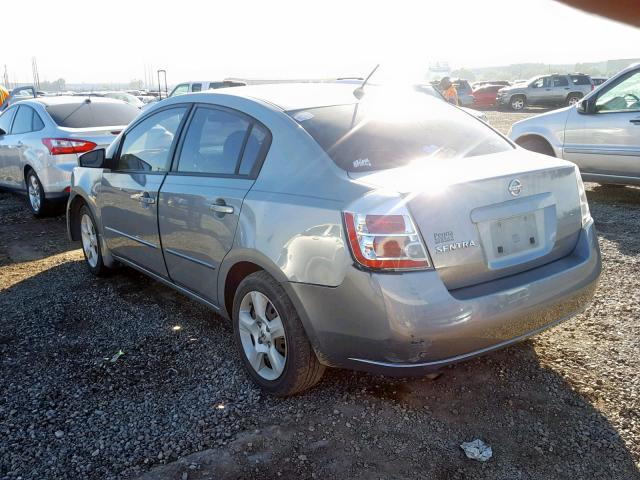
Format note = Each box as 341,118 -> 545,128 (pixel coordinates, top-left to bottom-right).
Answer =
510,95 -> 526,111
233,271 -> 325,396
78,205 -> 109,276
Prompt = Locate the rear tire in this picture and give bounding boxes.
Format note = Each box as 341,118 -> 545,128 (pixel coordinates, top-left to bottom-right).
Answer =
517,137 -> 555,157
233,271 -> 325,396
25,169 -> 51,217
566,94 -> 582,106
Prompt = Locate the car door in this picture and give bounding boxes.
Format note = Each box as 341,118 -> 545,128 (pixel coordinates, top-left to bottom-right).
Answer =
0,106 -> 18,188
528,77 -> 551,106
158,105 -> 271,304
551,75 -> 570,104
100,106 -> 189,276
563,68 -> 640,179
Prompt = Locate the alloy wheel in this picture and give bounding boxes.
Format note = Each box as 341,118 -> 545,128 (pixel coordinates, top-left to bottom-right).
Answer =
28,174 -> 41,212
511,98 -> 524,110
568,96 -> 580,106
80,214 -> 99,268
238,290 -> 287,380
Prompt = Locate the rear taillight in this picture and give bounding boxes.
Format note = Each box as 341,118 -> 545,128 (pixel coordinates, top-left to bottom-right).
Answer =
343,212 -> 431,270
42,138 -> 97,155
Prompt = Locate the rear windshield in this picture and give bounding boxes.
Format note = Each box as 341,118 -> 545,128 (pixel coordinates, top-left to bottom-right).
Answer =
46,100 -> 139,128
288,95 -> 512,172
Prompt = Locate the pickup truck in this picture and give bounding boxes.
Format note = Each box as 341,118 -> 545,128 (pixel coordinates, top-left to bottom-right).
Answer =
0,85 -> 38,111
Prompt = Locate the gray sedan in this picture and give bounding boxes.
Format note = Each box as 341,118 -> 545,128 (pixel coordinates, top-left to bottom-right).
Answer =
67,84 -> 600,395
0,96 -> 139,215
509,63 -> 640,185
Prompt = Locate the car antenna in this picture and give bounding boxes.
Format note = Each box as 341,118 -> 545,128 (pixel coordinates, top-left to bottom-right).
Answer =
353,64 -> 379,100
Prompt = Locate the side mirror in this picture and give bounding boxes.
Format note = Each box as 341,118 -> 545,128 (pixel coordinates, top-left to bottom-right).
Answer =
576,98 -> 594,114
79,148 -> 108,168
0,128 -> 6,136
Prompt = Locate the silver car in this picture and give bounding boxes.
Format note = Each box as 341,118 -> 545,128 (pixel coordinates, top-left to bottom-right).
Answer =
0,97 -> 139,215
67,84 -> 601,395
509,63 -> 640,185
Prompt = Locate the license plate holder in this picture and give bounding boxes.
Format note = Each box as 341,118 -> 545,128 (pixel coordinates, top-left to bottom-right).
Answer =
489,213 -> 539,258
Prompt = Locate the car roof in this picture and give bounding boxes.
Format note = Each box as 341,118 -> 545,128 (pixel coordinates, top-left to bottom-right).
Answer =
198,83 -> 360,111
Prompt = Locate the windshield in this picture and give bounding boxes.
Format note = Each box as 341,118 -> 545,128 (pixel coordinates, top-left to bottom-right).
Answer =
288,93 -> 512,172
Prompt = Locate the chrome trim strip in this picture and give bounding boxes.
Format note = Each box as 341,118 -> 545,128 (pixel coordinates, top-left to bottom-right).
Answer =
165,248 -> 217,270
105,226 -> 159,249
564,147 -> 640,157
112,254 -> 220,312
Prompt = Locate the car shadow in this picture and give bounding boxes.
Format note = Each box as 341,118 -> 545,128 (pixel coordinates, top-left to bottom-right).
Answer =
587,184 -> 640,257
0,191 -> 74,267
2,258 -> 638,480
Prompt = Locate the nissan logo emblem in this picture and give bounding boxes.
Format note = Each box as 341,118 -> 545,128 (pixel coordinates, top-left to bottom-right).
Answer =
508,179 -> 522,197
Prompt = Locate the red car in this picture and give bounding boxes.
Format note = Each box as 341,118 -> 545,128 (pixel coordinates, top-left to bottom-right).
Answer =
471,85 -> 503,108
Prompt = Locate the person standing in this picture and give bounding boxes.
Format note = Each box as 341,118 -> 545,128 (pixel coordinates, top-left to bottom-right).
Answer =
0,85 -> 10,108
439,77 -> 459,106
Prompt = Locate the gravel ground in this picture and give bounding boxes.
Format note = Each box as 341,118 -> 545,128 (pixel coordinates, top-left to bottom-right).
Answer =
1,110 -> 639,479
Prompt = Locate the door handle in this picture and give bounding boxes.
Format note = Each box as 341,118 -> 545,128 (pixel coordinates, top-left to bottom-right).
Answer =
564,87 -> 570,90
630,118 -> 640,125
131,192 -> 156,204
17,140 -> 23,146
209,200 -> 234,215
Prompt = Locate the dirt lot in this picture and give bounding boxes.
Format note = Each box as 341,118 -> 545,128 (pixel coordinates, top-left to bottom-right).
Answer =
1,111 -> 639,480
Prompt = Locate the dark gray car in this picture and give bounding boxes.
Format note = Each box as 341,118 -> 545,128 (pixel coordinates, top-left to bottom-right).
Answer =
67,84 -> 601,395
497,74 -> 593,111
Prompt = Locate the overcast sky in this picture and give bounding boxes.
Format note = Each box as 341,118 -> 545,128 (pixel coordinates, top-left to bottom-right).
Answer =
2,0 -> 639,85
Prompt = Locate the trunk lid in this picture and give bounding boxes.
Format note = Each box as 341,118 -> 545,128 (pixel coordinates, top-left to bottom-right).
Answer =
349,149 -> 583,290
58,126 -> 125,149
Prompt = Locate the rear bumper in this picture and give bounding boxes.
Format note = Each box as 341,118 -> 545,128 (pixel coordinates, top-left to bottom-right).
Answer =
286,221 -> 600,375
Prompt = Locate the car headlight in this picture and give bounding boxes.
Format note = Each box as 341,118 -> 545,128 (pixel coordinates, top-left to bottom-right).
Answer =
575,166 -> 591,226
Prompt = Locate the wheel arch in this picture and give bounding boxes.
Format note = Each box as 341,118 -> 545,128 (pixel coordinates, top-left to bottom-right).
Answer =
67,193 -> 88,241
218,250 -> 289,319
515,134 -> 557,157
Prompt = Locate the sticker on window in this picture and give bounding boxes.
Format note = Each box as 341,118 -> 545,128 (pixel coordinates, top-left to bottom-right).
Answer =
293,111 -> 314,122
352,158 -> 372,169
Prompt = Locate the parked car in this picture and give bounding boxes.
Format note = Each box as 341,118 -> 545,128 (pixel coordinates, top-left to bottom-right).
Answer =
67,83 -> 600,395
0,85 -> 38,111
0,96 -> 139,215
452,79 -> 474,107
591,77 -> 608,86
471,84 -> 504,108
415,84 -> 488,122
497,74 -> 593,110
102,92 -> 145,109
169,80 -> 248,97
509,63 -> 640,186
472,80 -> 510,89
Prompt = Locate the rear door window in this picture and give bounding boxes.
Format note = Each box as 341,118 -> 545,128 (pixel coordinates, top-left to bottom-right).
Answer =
553,76 -> 569,87
191,83 -> 202,93
177,107 -> 250,175
46,101 -> 139,128
11,106 -> 35,134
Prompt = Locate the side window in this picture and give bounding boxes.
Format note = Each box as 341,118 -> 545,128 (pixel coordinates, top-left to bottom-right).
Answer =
11,106 -> 34,134
570,75 -> 591,86
0,107 -> 17,134
177,107 -> 250,175
238,124 -> 269,175
191,83 -> 202,93
531,78 -> 544,88
32,111 -> 45,131
170,84 -> 189,97
553,76 -> 569,87
117,107 -> 186,172
595,70 -> 640,113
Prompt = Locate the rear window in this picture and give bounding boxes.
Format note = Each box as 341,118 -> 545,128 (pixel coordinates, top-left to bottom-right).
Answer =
570,75 -> 591,86
47,101 -> 138,128
288,95 -> 512,172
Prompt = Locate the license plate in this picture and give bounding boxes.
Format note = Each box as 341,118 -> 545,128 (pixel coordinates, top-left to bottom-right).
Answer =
489,213 -> 539,257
